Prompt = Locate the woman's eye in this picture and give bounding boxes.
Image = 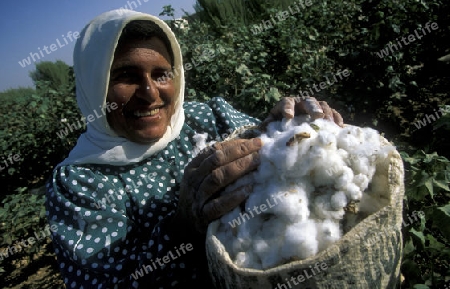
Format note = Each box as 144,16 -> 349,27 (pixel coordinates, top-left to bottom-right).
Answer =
114,71 -> 138,82
152,70 -> 173,85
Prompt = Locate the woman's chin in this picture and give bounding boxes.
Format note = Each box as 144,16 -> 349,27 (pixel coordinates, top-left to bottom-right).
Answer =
128,129 -> 167,144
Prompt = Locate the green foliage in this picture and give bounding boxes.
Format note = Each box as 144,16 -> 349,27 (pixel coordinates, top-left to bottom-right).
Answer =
401,150 -> 450,288
185,0 -> 450,134
29,60 -> 72,91
176,1 -> 357,119
0,63 -> 81,195
171,1 -> 450,288
159,4 -> 175,19
194,0 -> 301,29
0,187 -> 48,274
0,87 -> 35,103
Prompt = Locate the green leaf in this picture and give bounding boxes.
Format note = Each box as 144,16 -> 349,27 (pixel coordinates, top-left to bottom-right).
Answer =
403,239 -> 415,256
424,178 -> 434,198
432,204 -> 450,240
409,228 -> 425,248
413,285 -> 430,289
437,204 -> 450,216
433,179 -> 450,192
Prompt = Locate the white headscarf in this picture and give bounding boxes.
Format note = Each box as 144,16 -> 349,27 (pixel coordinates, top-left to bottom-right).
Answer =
58,9 -> 185,167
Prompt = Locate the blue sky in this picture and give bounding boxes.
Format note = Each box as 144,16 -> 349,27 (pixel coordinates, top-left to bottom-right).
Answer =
0,0 -> 197,92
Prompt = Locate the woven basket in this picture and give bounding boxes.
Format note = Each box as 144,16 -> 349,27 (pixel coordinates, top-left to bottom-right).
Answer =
206,127 -> 405,289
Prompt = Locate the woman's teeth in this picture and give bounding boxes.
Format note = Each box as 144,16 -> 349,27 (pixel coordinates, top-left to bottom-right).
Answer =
133,109 -> 159,117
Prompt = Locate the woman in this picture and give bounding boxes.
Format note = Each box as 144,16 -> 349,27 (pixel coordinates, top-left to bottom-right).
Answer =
45,9 -> 343,289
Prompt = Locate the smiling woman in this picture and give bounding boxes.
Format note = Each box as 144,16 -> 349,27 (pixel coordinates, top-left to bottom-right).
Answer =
44,8 -> 342,289
107,36 -> 176,143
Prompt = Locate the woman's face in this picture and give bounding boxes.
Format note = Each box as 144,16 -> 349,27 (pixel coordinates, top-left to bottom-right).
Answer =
106,37 -> 176,144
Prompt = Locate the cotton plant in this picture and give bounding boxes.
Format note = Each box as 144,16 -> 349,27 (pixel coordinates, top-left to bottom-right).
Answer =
196,116 -> 395,270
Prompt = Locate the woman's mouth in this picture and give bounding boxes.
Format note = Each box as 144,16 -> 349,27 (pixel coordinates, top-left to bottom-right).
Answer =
124,105 -> 165,119
133,108 -> 160,117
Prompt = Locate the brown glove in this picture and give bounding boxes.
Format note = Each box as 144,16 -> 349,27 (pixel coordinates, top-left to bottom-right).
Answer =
260,96 -> 344,129
173,138 -> 262,234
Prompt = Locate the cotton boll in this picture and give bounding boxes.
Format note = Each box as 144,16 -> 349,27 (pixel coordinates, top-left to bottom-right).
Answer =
237,214 -> 263,240
253,217 -> 286,268
253,238 -> 283,269
246,182 -> 282,213
343,182 -> 363,201
234,251 -> 260,269
316,219 -> 342,252
313,118 -> 342,135
220,207 -> 241,227
316,130 -> 338,150
335,166 -> 354,191
313,192 -> 345,220
330,191 -> 347,211
353,173 -> 370,191
349,154 -> 372,176
232,237 -> 252,254
192,132 -> 214,157
337,127 -> 365,151
281,220 -> 319,261
281,117 -> 293,131
258,216 -> 287,241
363,127 -> 381,146
268,188 -> 310,222
254,156 -> 277,181
311,150 -> 346,187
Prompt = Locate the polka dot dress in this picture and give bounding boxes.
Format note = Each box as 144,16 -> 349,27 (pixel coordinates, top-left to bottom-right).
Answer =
45,97 -> 260,288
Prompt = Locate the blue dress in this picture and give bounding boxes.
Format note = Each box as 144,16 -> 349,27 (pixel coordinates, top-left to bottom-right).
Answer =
45,97 -> 260,288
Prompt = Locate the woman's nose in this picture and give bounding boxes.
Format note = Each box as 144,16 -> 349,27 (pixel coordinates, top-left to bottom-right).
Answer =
136,74 -> 159,102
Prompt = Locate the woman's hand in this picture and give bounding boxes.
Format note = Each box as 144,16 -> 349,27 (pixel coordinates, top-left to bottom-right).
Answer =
173,138 -> 262,234
260,96 -> 344,128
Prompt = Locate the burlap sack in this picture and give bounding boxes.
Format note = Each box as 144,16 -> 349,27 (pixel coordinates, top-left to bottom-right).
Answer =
206,131 -> 405,289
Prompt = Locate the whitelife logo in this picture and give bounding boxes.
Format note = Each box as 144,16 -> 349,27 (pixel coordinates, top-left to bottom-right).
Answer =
131,243 -> 193,280
228,194 -> 284,228
56,102 -> 118,139
18,31 -> 80,68
375,22 -> 439,58
0,224 -> 58,260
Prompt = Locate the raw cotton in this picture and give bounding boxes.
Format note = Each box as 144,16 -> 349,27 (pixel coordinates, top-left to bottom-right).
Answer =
213,116 -> 396,270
